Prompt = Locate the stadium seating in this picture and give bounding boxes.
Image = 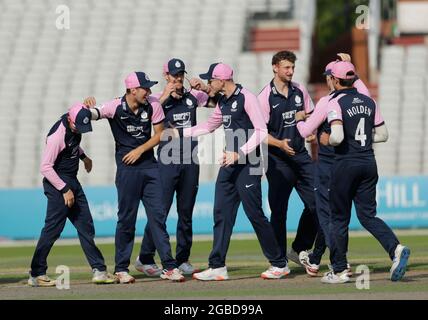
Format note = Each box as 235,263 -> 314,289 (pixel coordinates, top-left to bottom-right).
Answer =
375,44 -> 428,176
0,0 -> 313,188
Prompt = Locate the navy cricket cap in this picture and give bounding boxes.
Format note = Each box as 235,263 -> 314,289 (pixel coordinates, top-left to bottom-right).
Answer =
199,63 -> 219,80
68,103 -> 93,134
164,58 -> 187,76
199,63 -> 220,80
125,72 -> 158,89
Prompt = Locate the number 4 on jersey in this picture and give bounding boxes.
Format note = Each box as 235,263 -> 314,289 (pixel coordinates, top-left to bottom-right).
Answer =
355,118 -> 367,147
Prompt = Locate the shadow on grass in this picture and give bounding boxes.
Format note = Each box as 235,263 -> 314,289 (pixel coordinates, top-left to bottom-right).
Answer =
0,276 -> 27,285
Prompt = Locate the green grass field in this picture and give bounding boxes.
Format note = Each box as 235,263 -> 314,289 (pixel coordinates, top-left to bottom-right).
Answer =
0,234 -> 427,300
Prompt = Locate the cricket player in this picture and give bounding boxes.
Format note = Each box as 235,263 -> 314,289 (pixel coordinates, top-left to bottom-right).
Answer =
295,53 -> 370,276
83,72 -> 184,283
136,58 -> 212,276
167,63 -> 289,280
321,61 -> 410,284
28,103 -> 115,287
257,50 -> 319,265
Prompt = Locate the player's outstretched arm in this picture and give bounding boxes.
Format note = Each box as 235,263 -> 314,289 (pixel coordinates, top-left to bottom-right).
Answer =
122,122 -> 164,165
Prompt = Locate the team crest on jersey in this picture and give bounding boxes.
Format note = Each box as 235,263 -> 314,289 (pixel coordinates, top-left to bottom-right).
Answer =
295,95 -> 303,107
141,111 -> 149,121
186,98 -> 194,108
231,101 -> 238,112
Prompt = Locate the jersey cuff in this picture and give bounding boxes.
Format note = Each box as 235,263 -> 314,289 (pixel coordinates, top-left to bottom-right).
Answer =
328,119 -> 342,125
374,121 -> 385,128
153,119 -> 164,126
60,185 -> 70,194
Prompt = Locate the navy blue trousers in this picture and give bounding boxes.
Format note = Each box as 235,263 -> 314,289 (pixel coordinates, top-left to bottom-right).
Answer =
266,152 -> 319,260
114,166 -> 176,272
310,155 -> 334,265
209,164 -> 286,268
139,163 -> 199,265
30,177 -> 106,277
329,158 -> 400,273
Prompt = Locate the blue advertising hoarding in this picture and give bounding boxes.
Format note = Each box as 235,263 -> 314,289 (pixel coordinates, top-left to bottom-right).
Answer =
0,176 -> 427,240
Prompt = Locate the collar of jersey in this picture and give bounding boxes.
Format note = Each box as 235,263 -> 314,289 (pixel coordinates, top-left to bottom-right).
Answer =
270,80 -> 296,98
121,95 -> 147,117
331,87 -> 357,99
164,91 -> 191,105
61,114 -> 76,134
222,84 -> 242,103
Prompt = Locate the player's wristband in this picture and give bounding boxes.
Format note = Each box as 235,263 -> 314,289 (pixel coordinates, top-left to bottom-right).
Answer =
94,108 -> 101,120
61,185 -> 70,194
79,153 -> 87,161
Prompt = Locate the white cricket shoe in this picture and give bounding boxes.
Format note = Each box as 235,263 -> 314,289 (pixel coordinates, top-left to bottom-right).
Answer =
160,268 -> 185,282
193,267 -> 229,281
261,265 -> 291,279
27,275 -> 56,287
328,263 -> 353,277
92,269 -> 116,284
135,257 -> 162,277
321,270 -> 350,284
114,271 -> 135,284
287,248 -> 303,266
390,244 -> 410,282
178,262 -> 199,275
299,251 -> 320,277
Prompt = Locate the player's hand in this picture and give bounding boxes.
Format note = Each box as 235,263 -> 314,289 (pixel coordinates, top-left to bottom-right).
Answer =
320,132 -> 330,146
190,78 -> 209,92
122,148 -> 144,165
83,97 -> 97,108
295,111 -> 307,122
306,134 -> 317,143
63,189 -> 75,208
337,53 -> 351,62
164,82 -> 176,96
220,151 -> 240,167
83,157 -> 93,173
280,139 -> 295,156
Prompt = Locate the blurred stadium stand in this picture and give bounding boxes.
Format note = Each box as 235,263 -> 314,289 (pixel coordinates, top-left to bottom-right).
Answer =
374,44 -> 428,176
0,0 -> 426,189
0,0 -> 315,188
